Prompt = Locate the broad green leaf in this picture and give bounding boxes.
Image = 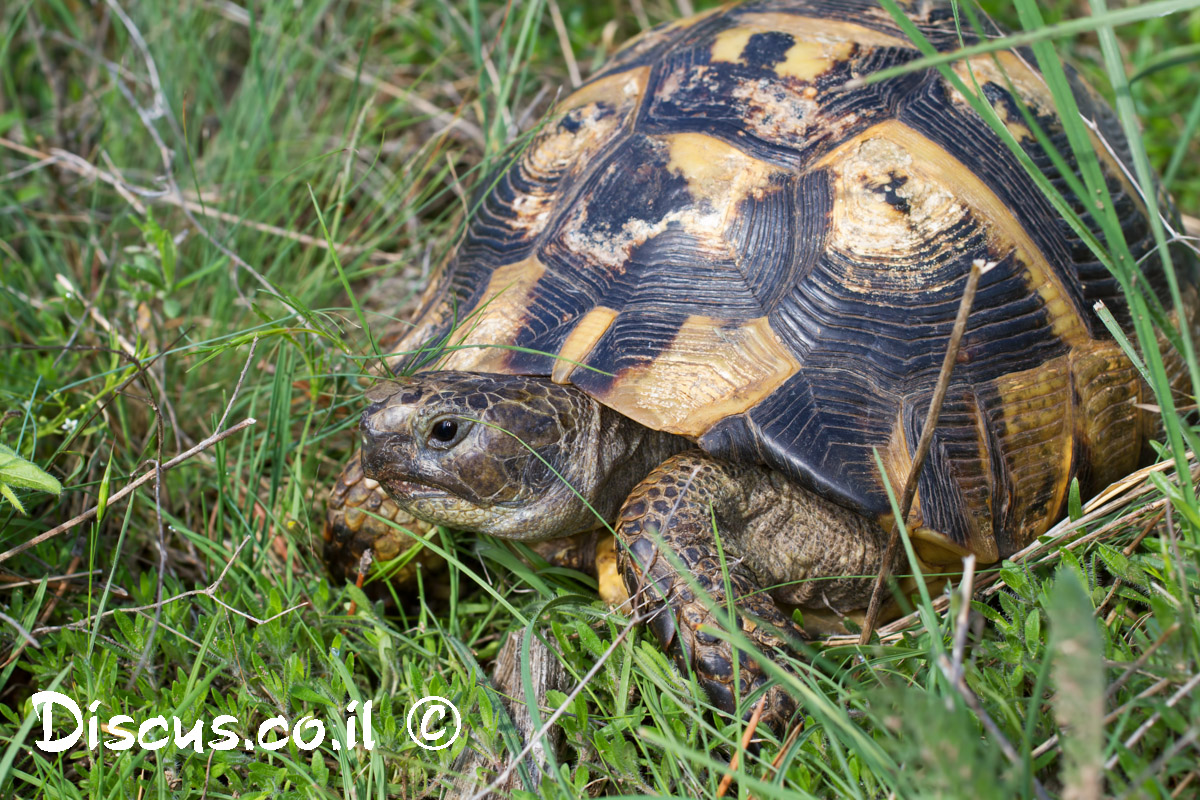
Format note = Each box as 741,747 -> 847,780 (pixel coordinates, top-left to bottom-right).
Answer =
0,444 -> 62,514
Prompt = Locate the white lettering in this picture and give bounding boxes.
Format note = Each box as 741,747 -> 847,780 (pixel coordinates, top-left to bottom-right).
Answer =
137,716 -> 169,750
30,691 -> 82,753
105,716 -> 136,750
173,717 -> 205,753
420,705 -> 446,741
292,716 -> 325,751
362,700 -> 374,749
87,701 -> 101,749
208,715 -> 239,751
257,717 -> 288,751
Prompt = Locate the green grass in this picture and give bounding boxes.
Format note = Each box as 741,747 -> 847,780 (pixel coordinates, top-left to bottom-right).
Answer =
1,0 -> 1199,798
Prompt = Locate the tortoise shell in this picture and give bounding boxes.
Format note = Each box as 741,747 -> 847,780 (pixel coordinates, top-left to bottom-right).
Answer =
391,0 -> 1195,563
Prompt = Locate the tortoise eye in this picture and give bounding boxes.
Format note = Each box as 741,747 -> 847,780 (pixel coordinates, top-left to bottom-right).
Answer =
428,419 -> 461,447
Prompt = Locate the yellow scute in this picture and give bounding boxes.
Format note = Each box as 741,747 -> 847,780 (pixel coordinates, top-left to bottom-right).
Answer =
711,25 -> 854,82
591,315 -> 800,436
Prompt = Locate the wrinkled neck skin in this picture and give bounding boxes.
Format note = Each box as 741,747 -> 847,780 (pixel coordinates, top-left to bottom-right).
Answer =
359,373 -> 689,541
542,404 -> 689,539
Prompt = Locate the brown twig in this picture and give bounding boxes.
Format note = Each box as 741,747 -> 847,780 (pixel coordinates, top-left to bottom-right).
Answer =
744,717 -> 805,800
1170,771 -> 1197,798
1,333 -> 255,577
860,259 -> 990,644
0,417 -> 256,567
346,548 -> 374,617
716,693 -> 768,798
36,554 -> 83,628
0,568 -> 103,590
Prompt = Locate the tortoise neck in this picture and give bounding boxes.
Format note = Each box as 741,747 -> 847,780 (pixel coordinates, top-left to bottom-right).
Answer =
586,406 -> 692,528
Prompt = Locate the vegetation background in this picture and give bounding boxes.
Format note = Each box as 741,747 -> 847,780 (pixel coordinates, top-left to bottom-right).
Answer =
1,0 -> 1198,797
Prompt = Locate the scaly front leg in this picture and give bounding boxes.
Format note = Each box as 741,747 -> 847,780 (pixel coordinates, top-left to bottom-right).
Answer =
616,450 -> 894,735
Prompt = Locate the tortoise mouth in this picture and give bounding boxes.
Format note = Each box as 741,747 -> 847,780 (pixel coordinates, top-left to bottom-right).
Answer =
380,476 -> 450,500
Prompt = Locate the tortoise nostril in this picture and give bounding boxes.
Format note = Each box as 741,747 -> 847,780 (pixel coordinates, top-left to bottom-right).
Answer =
362,402 -> 411,436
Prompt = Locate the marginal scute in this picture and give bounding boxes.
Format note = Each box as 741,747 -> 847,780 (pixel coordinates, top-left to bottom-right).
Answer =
952,52 -> 1143,211
910,526 -> 975,565
1069,340 -> 1142,491
558,65 -> 650,114
507,104 -> 630,239
979,358 -> 1078,550
948,52 -> 1057,120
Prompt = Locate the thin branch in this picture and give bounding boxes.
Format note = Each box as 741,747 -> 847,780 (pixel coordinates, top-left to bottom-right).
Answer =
546,0 -> 581,88
948,553 -> 977,691
0,417 -> 256,567
201,0 -> 487,147
1033,675 -> 1174,760
127,335 -> 256,685
0,568 -> 104,591
1116,726 -> 1200,800
29,536 -> 306,637
860,259 -> 991,644
0,137 -> 404,263
717,693 -> 767,798
1104,671 -> 1200,770
1106,623 -> 1181,700
0,611 -> 38,648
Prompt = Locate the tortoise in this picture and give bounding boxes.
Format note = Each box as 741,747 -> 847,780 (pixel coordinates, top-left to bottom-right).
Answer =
325,0 -> 1197,733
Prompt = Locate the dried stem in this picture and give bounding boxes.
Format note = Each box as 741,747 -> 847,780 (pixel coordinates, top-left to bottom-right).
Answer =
948,553 -> 977,691
716,693 -> 768,798
0,418 -> 256,567
30,537 -> 307,637
860,259 -> 990,644
465,610 -> 647,800
938,650 -> 1051,800
1104,671 -> 1200,770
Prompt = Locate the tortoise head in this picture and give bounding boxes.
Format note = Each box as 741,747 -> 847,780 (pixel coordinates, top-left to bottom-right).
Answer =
359,371 -> 609,540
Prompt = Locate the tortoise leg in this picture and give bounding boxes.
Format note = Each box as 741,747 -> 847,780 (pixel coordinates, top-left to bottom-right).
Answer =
616,451 -> 895,734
